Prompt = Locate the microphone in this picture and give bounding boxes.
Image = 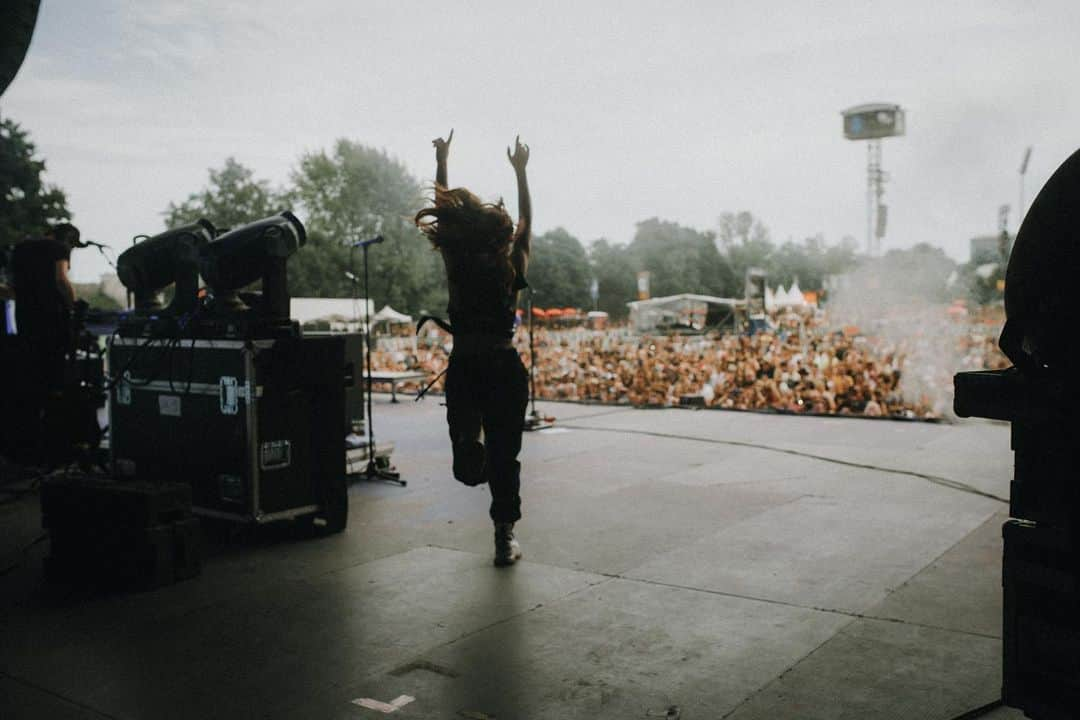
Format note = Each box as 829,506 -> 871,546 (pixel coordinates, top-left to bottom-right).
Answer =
78,239 -> 109,249
351,235 -> 384,248
344,271 -> 358,283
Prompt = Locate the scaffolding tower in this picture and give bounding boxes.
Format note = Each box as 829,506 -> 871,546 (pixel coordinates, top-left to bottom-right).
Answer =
842,103 -> 905,257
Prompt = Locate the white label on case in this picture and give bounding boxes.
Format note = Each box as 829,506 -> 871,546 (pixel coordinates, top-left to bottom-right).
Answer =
158,395 -> 181,417
117,374 -> 132,405
220,376 -> 239,415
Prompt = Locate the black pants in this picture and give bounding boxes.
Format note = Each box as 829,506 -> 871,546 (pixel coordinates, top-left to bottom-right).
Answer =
5,333 -> 66,464
445,348 -> 529,523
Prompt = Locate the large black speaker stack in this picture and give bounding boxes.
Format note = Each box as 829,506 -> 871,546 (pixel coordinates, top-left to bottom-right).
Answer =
956,371 -> 1079,717
40,212 -> 357,590
954,148 -> 1080,718
108,334 -> 348,532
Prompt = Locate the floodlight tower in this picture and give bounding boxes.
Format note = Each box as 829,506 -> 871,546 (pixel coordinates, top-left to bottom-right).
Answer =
842,103 -> 906,256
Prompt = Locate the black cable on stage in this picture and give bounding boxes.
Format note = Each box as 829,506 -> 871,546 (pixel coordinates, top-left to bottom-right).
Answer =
559,422 -> 1009,504
119,335 -> 181,388
104,305 -> 201,392
103,332 -> 167,390
166,310 -> 200,395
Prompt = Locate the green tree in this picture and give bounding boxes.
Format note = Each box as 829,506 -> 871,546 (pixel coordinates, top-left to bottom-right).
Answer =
717,210 -> 774,289
163,157 -> 283,230
288,140 -> 444,312
880,242 -> 957,302
629,218 -> 735,297
823,235 -> 860,279
0,118 -> 70,248
526,227 -> 591,308
716,212 -> 858,294
73,283 -> 122,310
588,238 -> 637,318
767,234 -> 857,291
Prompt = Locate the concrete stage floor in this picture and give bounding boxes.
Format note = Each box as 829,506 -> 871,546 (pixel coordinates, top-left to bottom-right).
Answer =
1,398 -> 1025,719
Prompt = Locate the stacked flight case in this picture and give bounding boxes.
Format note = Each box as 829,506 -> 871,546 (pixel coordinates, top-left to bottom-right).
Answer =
40,474 -> 201,590
108,333 -> 348,531
954,369 -> 1080,718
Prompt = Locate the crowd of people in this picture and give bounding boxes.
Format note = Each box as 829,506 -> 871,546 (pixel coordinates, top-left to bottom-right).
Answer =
369,305 -> 1009,420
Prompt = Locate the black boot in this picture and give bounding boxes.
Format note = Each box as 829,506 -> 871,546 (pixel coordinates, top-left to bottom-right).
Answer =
493,522 -> 522,567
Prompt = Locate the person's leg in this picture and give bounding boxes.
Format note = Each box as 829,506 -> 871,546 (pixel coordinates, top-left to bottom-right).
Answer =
11,336 -> 55,465
482,349 -> 530,523
445,354 -> 485,486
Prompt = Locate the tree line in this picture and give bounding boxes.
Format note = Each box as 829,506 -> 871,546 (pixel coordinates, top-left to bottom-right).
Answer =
163,144 -> 864,318
3,118 -> 998,316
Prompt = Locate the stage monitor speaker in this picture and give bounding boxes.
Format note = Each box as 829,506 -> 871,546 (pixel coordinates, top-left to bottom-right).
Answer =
306,331 -> 365,434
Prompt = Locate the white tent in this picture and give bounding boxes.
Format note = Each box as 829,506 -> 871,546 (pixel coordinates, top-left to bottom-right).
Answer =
787,279 -> 807,307
290,297 -> 373,324
626,293 -> 745,332
773,282 -> 808,308
373,305 -> 413,324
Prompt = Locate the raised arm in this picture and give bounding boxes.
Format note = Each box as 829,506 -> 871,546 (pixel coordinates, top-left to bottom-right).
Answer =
507,135 -> 531,266
432,129 -> 453,188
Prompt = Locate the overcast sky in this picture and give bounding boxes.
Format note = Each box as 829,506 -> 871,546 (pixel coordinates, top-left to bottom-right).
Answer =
3,0 -> 1078,282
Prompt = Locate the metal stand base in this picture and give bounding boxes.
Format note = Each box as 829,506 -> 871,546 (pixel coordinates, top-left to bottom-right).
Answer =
523,412 -> 553,432
355,460 -> 406,486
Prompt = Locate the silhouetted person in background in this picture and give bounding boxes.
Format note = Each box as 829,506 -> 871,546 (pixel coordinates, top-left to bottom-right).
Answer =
415,131 -> 532,566
8,222 -> 80,463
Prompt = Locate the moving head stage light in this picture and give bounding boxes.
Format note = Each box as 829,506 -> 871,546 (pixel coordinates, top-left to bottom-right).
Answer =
117,219 -> 216,317
199,211 -> 306,323
108,210 -> 350,532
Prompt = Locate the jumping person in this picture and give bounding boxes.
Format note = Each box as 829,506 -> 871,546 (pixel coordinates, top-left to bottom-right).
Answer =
415,131 -> 532,566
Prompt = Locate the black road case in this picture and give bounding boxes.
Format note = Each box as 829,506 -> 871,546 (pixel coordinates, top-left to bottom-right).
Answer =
956,369 -> 1080,718
40,474 -> 201,589
1003,520 -> 1080,717
109,334 -> 346,530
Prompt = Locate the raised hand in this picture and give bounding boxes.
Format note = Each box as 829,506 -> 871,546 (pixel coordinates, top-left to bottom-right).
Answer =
432,129 -> 453,162
507,135 -> 529,172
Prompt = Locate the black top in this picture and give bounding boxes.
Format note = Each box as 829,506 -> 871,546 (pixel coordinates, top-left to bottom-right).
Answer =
12,238 -> 70,339
444,251 -> 527,340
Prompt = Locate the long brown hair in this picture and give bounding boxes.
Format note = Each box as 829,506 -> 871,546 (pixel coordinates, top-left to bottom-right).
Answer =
415,185 -> 516,292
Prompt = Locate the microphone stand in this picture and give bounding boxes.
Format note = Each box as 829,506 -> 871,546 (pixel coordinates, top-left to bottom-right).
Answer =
355,237 -> 405,485
523,288 -> 552,431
